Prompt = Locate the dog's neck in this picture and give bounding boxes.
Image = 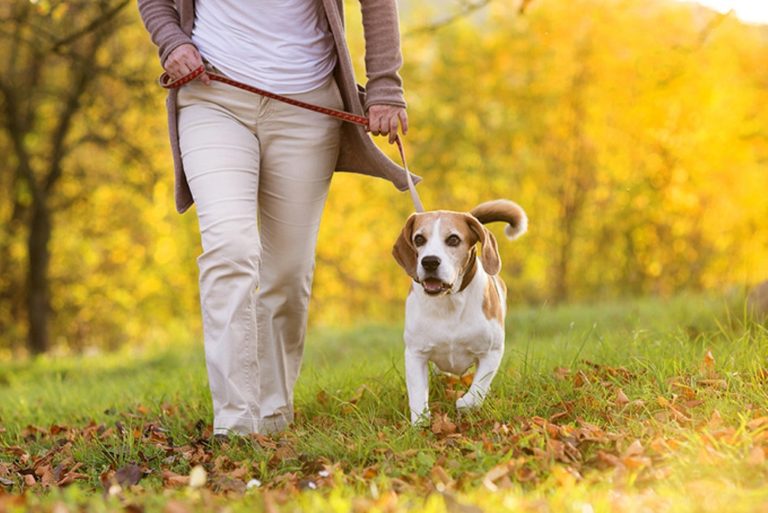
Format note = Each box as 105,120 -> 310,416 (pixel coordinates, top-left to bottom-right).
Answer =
458,247 -> 478,292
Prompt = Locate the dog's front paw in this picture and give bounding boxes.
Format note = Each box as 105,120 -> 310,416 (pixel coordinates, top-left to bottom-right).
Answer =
456,392 -> 484,411
410,410 -> 431,426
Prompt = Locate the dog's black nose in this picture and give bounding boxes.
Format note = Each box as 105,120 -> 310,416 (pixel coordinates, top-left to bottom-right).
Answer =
421,255 -> 441,271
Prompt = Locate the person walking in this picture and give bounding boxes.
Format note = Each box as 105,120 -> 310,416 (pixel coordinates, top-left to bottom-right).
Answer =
138,0 -> 415,436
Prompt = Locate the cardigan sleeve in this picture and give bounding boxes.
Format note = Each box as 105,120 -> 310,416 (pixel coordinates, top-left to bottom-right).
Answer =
137,0 -> 194,66
359,0 -> 407,110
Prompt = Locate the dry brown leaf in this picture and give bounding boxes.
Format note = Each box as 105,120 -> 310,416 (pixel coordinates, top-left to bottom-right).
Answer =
596,451 -> 621,468
431,414 -> 457,436
747,446 -> 766,466
263,491 -> 280,513
362,466 -> 378,479
572,370 -> 590,387
51,502 -> 70,513
443,491 -> 484,513
702,349 -> 716,376
431,465 -> 452,486
698,379 -> 727,390
482,463 -> 510,491
114,464 -> 143,487
38,465 -> 55,487
162,470 -> 189,488
374,490 -> 399,513
671,382 -> 696,400
615,389 -> 629,406
210,475 -> 246,494
273,445 -> 297,461
56,471 -> 87,487
622,456 -> 651,470
163,500 -> 192,513
747,416 -> 768,431
352,498 -> 374,513
623,440 -> 644,458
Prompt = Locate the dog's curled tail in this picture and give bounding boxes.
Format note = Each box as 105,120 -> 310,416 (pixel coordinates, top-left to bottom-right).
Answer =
470,200 -> 528,241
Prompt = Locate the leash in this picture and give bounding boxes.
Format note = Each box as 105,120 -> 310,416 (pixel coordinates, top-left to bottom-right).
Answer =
160,65 -> 424,213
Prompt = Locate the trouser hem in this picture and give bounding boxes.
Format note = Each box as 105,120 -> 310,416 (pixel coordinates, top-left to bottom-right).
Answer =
213,412 -> 292,436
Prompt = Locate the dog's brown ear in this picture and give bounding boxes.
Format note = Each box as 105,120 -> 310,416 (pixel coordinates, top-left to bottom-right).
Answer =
465,214 -> 501,275
392,214 -> 419,279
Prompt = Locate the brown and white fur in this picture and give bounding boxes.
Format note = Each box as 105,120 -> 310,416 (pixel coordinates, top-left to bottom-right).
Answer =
392,200 -> 528,424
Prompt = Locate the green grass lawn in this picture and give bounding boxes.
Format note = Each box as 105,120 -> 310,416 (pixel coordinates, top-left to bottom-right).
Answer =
1,293 -> 768,512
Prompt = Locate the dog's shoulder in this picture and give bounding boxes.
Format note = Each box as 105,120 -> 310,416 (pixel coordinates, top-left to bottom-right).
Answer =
482,274 -> 506,324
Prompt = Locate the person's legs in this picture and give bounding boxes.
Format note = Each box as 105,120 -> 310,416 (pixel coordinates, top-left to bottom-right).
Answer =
177,81 -> 266,435
254,77 -> 343,430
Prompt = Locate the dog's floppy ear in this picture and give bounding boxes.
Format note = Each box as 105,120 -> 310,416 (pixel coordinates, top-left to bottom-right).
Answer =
392,214 -> 419,279
464,214 -> 501,275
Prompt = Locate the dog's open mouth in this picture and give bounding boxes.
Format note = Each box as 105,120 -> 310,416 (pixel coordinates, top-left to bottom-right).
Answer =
422,278 -> 450,295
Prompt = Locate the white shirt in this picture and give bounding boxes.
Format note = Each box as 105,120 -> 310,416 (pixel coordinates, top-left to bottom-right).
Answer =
191,0 -> 338,94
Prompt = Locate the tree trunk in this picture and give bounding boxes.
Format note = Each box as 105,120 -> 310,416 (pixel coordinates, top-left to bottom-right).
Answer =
26,200 -> 51,355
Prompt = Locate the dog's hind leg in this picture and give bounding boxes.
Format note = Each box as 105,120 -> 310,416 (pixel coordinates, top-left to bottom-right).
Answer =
405,348 -> 431,425
456,347 -> 503,411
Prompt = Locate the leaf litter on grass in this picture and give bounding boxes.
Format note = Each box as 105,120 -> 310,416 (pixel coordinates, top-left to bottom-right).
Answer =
2,347 -> 768,511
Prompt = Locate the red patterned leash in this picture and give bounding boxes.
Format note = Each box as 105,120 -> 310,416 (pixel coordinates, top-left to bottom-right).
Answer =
160,65 -> 424,213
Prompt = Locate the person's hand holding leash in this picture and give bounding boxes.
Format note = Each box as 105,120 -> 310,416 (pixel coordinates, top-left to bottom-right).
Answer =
368,104 -> 408,144
165,43 -> 211,85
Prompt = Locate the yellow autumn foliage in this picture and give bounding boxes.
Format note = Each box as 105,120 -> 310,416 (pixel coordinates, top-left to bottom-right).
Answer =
0,0 -> 766,352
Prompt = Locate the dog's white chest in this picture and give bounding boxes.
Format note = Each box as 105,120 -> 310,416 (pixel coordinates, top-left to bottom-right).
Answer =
404,277 -> 504,375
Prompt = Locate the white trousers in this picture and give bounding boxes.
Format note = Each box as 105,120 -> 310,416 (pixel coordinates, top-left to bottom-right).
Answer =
177,75 -> 342,434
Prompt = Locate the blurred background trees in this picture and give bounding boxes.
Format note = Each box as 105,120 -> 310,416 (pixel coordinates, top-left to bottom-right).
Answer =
0,0 -> 766,355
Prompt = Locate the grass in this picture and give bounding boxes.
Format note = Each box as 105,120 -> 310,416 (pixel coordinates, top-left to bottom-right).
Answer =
1,292 -> 768,512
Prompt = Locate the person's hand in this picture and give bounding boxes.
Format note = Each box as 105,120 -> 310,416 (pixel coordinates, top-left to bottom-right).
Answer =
164,43 -> 210,85
368,105 -> 408,143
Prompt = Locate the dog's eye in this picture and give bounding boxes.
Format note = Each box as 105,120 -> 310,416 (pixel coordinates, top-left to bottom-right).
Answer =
446,234 -> 461,247
413,235 -> 426,246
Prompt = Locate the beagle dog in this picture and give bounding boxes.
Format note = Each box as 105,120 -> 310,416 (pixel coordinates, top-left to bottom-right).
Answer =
392,200 -> 528,424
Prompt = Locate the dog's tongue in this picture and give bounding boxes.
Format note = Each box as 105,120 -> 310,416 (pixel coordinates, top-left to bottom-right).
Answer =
423,278 -> 443,293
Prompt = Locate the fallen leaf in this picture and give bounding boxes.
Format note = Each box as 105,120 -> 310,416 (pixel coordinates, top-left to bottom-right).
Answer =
162,470 -> 189,488
163,500 -> 192,513
362,466 -> 378,480
482,463 -> 510,491
431,465 -> 452,486
671,382 -> 696,400
622,455 -> 651,470
702,349 -> 716,376
747,446 -> 766,466
114,464 -> 143,487
263,491 -> 279,513
698,379 -> 727,390
443,491 -> 484,513
431,414 -> 457,436
747,416 -> 768,431
210,475 -> 246,494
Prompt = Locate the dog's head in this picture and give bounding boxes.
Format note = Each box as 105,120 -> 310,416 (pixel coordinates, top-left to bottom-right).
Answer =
392,201 -> 527,296
391,211 -> 495,296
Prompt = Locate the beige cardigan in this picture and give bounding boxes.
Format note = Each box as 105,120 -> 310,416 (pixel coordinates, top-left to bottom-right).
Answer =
138,0 -> 419,214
